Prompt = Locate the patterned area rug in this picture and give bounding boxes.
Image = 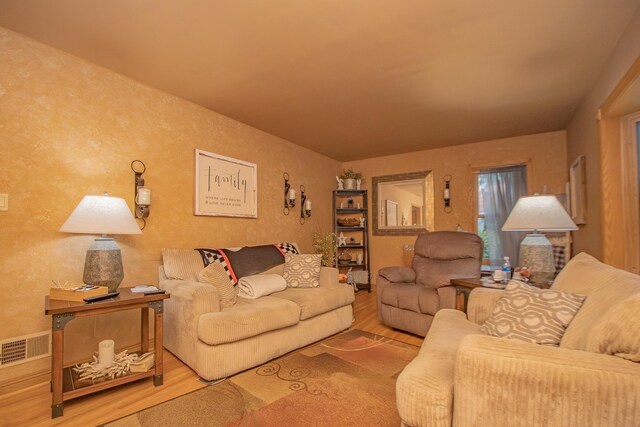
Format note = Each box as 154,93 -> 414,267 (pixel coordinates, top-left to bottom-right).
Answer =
106,329 -> 419,427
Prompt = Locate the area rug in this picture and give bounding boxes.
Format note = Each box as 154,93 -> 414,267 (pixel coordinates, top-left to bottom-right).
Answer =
106,329 -> 419,427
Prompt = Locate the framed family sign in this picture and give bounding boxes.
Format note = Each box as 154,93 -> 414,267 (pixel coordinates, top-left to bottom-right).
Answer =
194,149 -> 257,218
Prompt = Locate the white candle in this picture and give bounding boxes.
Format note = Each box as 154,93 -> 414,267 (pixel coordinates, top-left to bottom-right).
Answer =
288,188 -> 296,200
136,187 -> 151,205
98,339 -> 115,367
305,200 -> 312,210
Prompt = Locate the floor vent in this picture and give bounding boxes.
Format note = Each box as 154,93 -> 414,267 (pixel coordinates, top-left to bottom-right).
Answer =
0,331 -> 51,368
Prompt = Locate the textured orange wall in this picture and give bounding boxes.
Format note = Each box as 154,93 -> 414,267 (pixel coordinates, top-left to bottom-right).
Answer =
566,7 -> 640,261
0,28 -> 340,385
343,131 -> 567,276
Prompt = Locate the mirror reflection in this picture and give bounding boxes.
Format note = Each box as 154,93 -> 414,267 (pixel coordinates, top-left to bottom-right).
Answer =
372,171 -> 435,235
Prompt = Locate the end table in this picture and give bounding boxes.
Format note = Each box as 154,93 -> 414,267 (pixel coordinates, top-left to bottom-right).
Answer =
44,288 -> 169,419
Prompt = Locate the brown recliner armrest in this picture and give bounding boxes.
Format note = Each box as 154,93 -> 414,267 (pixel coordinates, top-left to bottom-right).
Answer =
378,266 -> 417,283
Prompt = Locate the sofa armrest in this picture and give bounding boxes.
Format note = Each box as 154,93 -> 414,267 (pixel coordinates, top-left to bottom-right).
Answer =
454,335 -> 640,427
378,266 -> 416,283
319,267 -> 339,287
466,288 -> 504,325
159,279 -> 221,368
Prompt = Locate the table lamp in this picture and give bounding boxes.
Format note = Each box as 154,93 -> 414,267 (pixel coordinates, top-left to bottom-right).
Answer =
502,194 -> 577,284
60,193 -> 142,291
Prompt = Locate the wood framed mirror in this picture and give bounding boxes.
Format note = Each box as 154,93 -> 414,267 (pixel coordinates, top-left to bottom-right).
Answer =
372,171 -> 435,235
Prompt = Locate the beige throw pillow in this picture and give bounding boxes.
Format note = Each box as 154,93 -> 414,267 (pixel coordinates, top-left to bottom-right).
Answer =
590,293 -> 640,362
197,262 -> 238,308
283,254 -> 321,288
480,281 -> 586,346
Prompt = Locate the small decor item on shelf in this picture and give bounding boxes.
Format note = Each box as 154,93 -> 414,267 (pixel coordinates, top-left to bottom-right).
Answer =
356,179 -> 362,190
356,253 -> 364,264
312,231 -> 338,267
338,249 -> 352,264
73,349 -> 139,381
49,281 -> 108,302
340,168 -> 362,190
129,353 -> 155,373
337,232 -> 347,246
337,218 -> 360,227
359,218 -> 365,227
336,176 -> 344,190
347,198 -> 354,208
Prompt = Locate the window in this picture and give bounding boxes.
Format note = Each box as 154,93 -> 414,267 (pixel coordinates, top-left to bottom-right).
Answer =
476,164 -> 528,266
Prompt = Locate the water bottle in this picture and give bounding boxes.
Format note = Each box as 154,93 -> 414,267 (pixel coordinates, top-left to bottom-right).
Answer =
501,256 -> 512,284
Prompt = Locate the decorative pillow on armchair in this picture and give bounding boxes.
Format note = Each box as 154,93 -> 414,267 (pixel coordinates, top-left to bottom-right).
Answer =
480,281 -> 586,346
283,254 -> 322,288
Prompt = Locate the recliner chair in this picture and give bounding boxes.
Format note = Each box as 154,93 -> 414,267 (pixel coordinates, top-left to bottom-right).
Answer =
376,231 -> 483,336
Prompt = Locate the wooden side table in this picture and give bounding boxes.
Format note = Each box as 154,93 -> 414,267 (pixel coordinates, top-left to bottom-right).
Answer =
44,288 -> 169,419
450,278 -> 550,312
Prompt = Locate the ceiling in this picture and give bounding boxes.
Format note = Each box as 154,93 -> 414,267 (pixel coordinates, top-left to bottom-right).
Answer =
0,1 -> 638,161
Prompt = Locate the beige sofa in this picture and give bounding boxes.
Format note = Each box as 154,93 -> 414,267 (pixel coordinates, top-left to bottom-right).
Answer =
396,252 -> 640,427
158,248 -> 355,380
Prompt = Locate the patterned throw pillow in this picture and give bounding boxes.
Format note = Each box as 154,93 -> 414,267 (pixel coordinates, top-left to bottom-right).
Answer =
283,254 -> 322,288
197,262 -> 238,308
480,281 -> 586,345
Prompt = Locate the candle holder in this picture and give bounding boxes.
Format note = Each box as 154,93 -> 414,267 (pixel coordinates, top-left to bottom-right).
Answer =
300,185 -> 311,224
283,172 -> 296,215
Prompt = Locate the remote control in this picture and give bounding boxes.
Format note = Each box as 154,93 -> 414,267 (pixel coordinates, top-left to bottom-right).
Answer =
83,292 -> 120,303
143,289 -> 166,295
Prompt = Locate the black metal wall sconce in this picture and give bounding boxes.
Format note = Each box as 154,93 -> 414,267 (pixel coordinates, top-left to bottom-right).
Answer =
443,174 -> 452,213
131,160 -> 151,229
283,172 -> 296,215
300,185 -> 311,224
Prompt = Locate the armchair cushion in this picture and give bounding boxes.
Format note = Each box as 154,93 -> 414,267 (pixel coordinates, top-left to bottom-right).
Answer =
378,266 -> 416,283
412,232 -> 483,288
380,282 -> 439,315
480,281 -> 585,346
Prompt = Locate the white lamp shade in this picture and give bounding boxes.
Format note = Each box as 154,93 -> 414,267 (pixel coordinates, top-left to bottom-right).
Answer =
60,195 -> 142,235
502,194 -> 577,232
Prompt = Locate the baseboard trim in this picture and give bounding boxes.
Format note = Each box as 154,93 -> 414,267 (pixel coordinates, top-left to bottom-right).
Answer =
0,369 -> 50,396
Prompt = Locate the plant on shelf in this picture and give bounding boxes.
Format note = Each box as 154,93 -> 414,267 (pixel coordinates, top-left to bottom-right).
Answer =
340,168 -> 363,190
340,168 -> 362,180
312,231 -> 338,267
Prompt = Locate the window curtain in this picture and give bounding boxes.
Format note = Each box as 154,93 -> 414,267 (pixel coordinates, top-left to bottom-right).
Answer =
480,165 -> 528,266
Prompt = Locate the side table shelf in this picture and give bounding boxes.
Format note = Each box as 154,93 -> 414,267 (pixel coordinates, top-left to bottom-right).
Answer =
45,289 -> 169,419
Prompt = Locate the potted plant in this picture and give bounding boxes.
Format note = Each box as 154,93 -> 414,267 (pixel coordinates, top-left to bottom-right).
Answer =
340,168 -> 362,190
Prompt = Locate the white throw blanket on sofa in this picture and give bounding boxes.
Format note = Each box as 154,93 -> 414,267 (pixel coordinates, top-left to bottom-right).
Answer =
238,274 -> 287,299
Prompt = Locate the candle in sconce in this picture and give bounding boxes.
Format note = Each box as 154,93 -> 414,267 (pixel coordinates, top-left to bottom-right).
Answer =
305,200 -> 312,210
288,188 -> 296,200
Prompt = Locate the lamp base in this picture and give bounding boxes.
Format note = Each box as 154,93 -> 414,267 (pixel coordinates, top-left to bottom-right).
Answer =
519,234 -> 556,284
83,238 -> 124,292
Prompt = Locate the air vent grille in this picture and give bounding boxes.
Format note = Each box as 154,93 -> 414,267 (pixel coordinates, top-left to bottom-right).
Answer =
0,331 -> 51,367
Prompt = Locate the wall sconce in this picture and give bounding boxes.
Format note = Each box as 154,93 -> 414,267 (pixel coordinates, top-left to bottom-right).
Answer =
283,172 -> 296,215
131,160 -> 150,228
443,174 -> 452,213
300,185 -> 311,224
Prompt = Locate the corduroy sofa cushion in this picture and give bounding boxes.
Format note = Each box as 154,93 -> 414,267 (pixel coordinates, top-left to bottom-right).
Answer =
552,253 -> 640,351
590,293 -> 640,362
271,284 -> 355,320
197,296 -> 300,345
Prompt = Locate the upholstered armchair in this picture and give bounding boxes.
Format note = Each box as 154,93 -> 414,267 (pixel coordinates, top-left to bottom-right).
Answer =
376,231 -> 483,336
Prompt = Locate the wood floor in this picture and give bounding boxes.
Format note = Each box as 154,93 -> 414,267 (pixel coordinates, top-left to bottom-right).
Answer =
0,287 -> 423,426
